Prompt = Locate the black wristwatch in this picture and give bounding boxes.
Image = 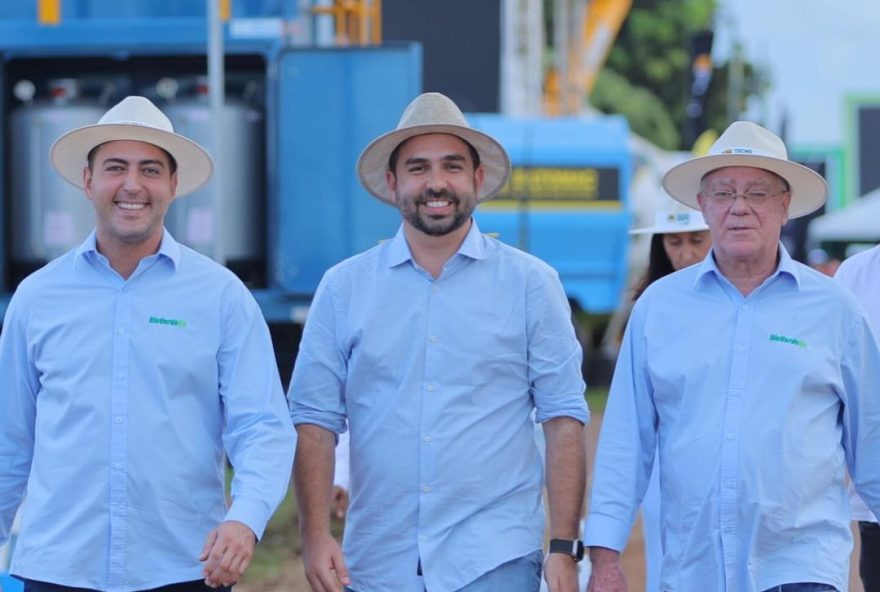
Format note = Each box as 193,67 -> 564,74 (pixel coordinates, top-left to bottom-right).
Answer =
548,538 -> 585,562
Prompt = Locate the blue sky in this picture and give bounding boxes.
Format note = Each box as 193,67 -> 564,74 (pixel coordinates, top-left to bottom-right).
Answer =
714,0 -> 880,148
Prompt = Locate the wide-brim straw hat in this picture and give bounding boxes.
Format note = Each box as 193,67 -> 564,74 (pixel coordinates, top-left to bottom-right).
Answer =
50,95 -> 213,196
662,121 -> 827,219
357,92 -> 511,205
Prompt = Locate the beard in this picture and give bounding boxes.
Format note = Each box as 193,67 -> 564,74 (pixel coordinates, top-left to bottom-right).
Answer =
399,187 -> 475,237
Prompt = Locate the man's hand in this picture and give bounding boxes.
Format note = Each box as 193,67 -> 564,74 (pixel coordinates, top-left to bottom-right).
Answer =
331,486 -> 349,519
199,520 -> 257,588
587,547 -> 627,592
302,531 -> 350,592
543,552 -> 579,592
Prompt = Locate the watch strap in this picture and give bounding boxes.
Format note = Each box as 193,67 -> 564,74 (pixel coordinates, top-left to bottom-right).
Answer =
548,538 -> 584,562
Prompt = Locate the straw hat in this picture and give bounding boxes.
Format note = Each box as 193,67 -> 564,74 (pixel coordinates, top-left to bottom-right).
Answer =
357,92 -> 511,205
662,121 -> 827,219
50,96 -> 213,196
630,201 -> 709,235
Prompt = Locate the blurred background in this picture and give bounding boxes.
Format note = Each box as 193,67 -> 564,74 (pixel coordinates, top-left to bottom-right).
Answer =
0,1 -> 876,590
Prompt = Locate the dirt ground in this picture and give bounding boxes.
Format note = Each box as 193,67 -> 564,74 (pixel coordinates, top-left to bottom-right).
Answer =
237,411 -> 864,592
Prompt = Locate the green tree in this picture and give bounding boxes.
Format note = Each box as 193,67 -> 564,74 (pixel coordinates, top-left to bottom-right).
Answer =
586,0 -> 763,150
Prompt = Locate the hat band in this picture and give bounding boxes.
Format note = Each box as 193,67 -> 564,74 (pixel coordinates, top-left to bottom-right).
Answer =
713,146 -> 777,157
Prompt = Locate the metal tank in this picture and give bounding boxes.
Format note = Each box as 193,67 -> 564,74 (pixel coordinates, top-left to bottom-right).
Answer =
162,79 -> 265,286
8,78 -> 103,283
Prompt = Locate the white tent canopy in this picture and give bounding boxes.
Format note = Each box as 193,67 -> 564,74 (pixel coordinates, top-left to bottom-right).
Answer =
808,186 -> 880,243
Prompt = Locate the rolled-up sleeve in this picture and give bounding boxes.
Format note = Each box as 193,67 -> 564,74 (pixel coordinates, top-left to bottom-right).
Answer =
288,272 -> 348,436
527,267 -> 588,425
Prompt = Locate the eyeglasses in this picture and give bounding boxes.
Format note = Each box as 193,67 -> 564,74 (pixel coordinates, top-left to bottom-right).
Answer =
705,189 -> 788,206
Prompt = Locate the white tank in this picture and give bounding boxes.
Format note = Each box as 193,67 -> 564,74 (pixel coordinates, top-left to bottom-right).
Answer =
162,80 -> 265,285
9,79 -> 103,278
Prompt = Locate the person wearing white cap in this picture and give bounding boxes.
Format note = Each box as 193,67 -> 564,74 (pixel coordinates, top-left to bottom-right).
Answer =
585,121 -> 880,592
289,92 -> 588,592
629,202 -> 711,301
0,96 -> 295,592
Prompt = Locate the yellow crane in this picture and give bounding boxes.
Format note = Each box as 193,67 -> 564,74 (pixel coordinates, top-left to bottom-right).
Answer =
544,0 -> 632,116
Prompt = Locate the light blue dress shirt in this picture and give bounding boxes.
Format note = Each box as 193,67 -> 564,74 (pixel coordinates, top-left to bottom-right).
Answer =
0,230 -> 295,592
585,245 -> 880,592
289,221 -> 588,592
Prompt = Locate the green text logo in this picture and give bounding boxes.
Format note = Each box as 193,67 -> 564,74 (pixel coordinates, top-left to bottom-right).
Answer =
149,316 -> 187,328
769,334 -> 807,348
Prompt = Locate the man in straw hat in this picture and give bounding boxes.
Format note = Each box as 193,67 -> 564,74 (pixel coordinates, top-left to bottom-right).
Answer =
584,121 -> 880,592
289,92 -> 588,592
0,96 -> 295,591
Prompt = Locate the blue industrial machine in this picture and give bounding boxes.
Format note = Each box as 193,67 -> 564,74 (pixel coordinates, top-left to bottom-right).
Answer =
470,114 -> 632,315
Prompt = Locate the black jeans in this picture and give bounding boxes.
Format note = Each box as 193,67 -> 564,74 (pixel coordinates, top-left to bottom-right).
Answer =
20,579 -> 231,592
860,520 -> 880,592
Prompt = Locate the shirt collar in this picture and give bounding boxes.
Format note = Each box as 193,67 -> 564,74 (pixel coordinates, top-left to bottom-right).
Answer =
74,228 -> 181,271
384,218 -> 486,268
695,241 -> 801,289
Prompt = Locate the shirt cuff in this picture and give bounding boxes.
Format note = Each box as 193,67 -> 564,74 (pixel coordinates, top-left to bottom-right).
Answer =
225,496 -> 271,540
583,511 -> 633,552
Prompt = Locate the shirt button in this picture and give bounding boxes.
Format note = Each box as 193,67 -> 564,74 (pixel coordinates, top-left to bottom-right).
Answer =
423,435 -> 432,443
426,384 -> 435,392
742,304 -> 750,311
114,417 -> 123,424
429,335 -> 438,343
114,463 -> 123,471
117,327 -> 126,335
422,485 -> 431,493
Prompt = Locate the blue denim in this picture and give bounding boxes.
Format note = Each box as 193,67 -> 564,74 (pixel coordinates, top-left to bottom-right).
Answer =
760,584 -> 837,592
456,550 -> 543,592
345,549 -> 544,592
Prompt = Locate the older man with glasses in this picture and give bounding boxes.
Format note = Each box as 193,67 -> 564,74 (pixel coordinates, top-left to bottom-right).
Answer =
584,122 -> 880,592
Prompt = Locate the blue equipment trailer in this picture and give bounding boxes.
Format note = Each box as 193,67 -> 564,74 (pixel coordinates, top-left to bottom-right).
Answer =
470,114 -> 632,315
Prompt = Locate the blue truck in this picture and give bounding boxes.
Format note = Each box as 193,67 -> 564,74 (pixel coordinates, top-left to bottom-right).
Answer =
0,1 -> 631,385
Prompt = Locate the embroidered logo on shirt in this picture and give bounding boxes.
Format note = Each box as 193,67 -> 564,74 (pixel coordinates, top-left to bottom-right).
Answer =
148,316 -> 187,328
769,333 -> 807,348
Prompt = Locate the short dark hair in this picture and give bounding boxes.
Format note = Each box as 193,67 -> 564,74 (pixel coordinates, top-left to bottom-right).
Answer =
388,135 -> 481,174
87,142 -> 178,175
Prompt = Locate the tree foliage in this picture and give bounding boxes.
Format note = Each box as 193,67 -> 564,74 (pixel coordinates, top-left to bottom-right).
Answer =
585,0 -> 764,150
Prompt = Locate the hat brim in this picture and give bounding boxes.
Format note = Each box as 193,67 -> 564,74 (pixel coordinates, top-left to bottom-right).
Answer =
629,224 -> 708,236
662,154 -> 828,219
50,123 -> 214,197
357,124 -> 511,205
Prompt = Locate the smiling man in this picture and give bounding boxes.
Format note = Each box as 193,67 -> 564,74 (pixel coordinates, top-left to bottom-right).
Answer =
585,122 -> 880,592
288,92 -> 588,592
0,96 -> 295,592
